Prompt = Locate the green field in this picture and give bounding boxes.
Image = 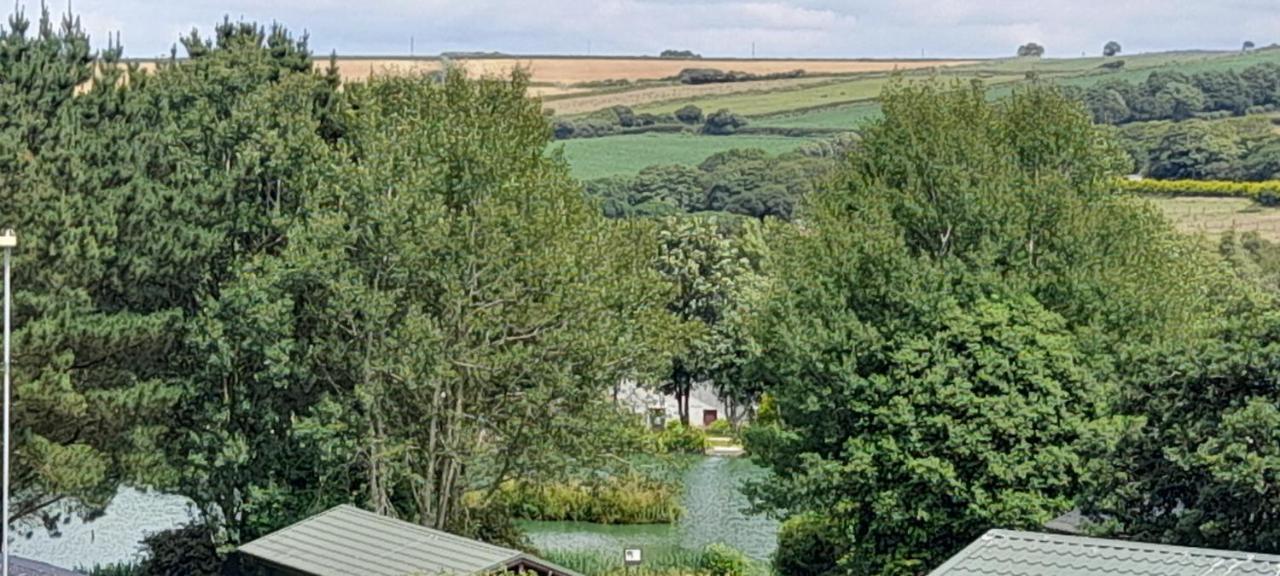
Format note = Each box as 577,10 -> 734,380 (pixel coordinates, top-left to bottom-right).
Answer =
557,133 -> 813,180
752,102 -> 883,130
556,47 -> 1280,180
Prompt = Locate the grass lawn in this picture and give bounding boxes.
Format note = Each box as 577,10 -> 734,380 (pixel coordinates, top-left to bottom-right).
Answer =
556,133 -> 813,180
752,102 -> 883,130
1147,195 -> 1280,242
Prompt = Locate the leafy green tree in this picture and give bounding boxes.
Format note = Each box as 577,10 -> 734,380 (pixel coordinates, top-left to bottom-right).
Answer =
1085,88 -> 1131,123
0,6 -> 183,528
655,217 -> 757,424
1155,82 -> 1206,120
1016,42 -> 1045,57
745,81 -> 1216,576
1148,120 -> 1244,179
1103,41 -> 1122,57
265,70 -> 679,537
1081,309 -> 1280,552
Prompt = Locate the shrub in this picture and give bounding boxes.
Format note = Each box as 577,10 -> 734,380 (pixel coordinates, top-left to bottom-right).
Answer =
1119,178 -> 1280,202
657,421 -> 707,454
136,523 -> 222,576
705,418 -> 733,437
675,104 -> 704,124
491,474 -> 684,524
698,544 -> 749,576
774,514 -> 844,576
1100,59 -> 1126,70
552,118 -> 576,139
702,109 -> 748,135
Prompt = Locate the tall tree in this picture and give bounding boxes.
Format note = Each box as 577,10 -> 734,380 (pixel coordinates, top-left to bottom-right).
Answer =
259,70 -> 679,539
744,81 -> 1220,576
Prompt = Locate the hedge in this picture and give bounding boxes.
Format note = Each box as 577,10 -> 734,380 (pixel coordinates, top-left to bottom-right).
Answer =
1119,179 -> 1280,204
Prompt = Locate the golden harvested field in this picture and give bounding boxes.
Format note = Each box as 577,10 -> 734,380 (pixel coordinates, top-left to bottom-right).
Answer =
329,57 -> 976,85
1149,196 -> 1280,242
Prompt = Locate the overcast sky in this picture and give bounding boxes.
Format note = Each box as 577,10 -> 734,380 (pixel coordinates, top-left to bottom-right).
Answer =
62,0 -> 1279,59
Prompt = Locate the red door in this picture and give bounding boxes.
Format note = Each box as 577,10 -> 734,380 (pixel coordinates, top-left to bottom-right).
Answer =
702,409 -> 718,427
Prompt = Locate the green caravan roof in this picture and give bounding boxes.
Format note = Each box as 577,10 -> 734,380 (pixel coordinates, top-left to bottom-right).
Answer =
239,504 -> 581,576
929,529 -> 1280,576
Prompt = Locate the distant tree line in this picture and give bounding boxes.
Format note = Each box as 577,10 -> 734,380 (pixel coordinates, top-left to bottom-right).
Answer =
660,49 -> 702,59
552,104 -> 749,138
1114,114 -> 1280,180
675,67 -> 805,85
586,147 -> 839,219
1074,61 -> 1280,124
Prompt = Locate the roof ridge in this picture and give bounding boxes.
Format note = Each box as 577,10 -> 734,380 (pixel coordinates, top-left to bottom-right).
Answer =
987,530 -> 1280,565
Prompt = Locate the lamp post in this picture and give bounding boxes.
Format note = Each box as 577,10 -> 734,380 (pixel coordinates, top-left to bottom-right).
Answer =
1,228 -> 15,576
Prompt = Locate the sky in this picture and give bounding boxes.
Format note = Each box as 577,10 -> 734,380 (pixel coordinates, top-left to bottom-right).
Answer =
60,0 -> 1280,59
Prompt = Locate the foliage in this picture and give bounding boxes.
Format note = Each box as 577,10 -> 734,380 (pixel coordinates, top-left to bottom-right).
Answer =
1103,41 -> 1122,57
676,68 -> 805,85
774,513 -> 844,576
1080,310 -> 1280,552
656,421 -> 709,454
1079,61 -> 1280,125
702,109 -> 749,135
704,419 -> 733,437
675,104 -> 705,124
1016,42 -> 1045,57
699,543 -> 750,576
258,69 -> 680,540
661,49 -> 703,59
559,133 -> 812,181
494,478 -> 682,524
1119,178 -> 1280,201
1114,115 -> 1280,180
543,548 -> 734,576
585,148 -> 833,219
654,218 -> 766,423
744,81 -> 1219,575
133,523 -> 223,576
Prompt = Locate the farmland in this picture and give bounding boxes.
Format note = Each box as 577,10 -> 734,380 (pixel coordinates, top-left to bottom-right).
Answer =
1147,196 -> 1280,242
557,133 -> 814,180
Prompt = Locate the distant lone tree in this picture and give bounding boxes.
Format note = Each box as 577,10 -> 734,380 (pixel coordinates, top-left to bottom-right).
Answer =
1244,40 -> 1256,51
660,49 -> 702,59
1017,42 -> 1045,58
1104,41 -> 1122,57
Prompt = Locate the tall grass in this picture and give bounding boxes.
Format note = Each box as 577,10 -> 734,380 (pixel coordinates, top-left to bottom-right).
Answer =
543,546 -> 763,576
493,473 -> 683,524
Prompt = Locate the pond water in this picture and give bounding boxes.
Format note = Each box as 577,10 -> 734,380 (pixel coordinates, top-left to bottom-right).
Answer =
11,487 -> 197,570
523,456 -> 779,561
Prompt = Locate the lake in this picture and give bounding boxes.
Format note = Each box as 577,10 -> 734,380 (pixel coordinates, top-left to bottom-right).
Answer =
523,456 -> 779,562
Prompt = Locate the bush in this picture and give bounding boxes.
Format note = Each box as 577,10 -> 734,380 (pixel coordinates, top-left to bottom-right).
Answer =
136,523 -> 222,576
1100,59 -> 1126,70
675,104 -> 704,124
491,474 -> 684,524
698,544 -> 749,576
657,421 -> 707,454
705,419 -> 733,436
1119,178 -> 1280,202
774,514 -> 844,576
702,109 -> 748,135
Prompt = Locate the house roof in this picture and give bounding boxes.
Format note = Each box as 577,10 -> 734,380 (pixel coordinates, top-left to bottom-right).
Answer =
929,529 -> 1280,576
12,556 -> 84,576
239,505 -> 580,576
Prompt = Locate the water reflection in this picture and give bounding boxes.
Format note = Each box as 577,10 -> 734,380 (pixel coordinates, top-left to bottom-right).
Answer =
524,457 -> 778,561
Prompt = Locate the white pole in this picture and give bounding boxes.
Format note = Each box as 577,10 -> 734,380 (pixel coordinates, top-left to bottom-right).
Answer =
2,229 -> 14,576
